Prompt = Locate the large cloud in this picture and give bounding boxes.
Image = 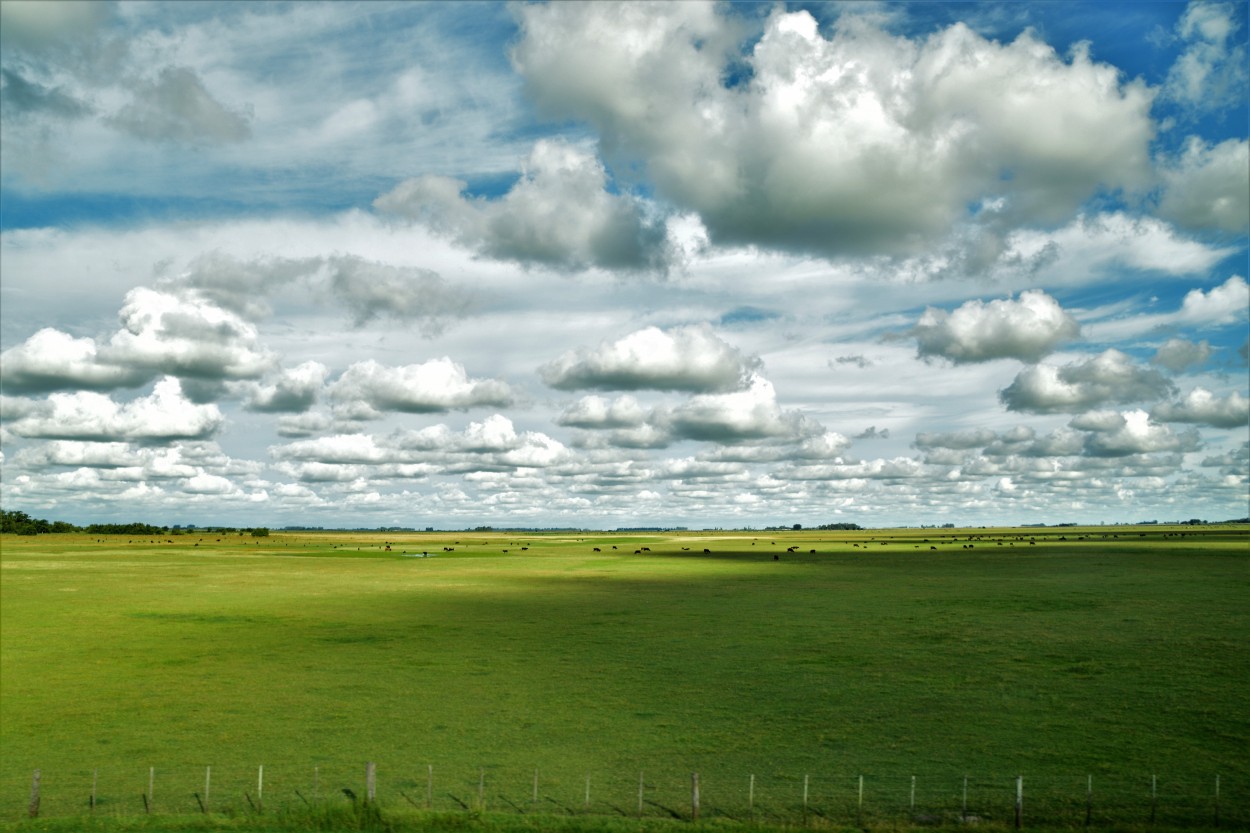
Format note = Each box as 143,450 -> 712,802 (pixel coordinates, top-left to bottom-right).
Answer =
6,377 -> 224,443
1150,338 -> 1212,373
540,324 -> 759,392
1,288 -> 274,396
1,328 -> 149,394
1157,138 -> 1250,233
512,3 -> 1155,258
375,139 -> 669,271
243,361 -> 328,414
999,349 -> 1176,413
662,373 -> 821,443
912,290 -> 1079,364
1151,388 -> 1249,428
1078,410 -> 1201,458
327,358 -> 513,417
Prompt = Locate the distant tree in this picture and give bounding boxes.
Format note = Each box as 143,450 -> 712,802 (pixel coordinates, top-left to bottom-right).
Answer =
250,528 -> 270,537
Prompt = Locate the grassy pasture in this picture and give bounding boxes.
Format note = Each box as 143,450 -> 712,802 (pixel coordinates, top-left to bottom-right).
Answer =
1,526 -> 1247,829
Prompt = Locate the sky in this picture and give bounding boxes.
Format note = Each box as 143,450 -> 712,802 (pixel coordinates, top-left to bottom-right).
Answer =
0,0 -> 1247,530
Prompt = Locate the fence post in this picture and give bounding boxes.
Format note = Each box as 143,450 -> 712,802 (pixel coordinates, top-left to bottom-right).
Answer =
366,762 -> 376,803
205,766 -> 211,812
585,774 -> 591,810
1015,775 -> 1023,830
858,774 -> 864,825
148,766 -> 154,813
258,764 -> 264,811
427,765 -> 433,809
962,775 -> 968,821
478,767 -> 484,810
1151,774 -> 1157,824
532,769 -> 539,805
1214,774 -> 1220,827
92,768 -> 98,813
749,773 -> 755,813
638,772 -> 644,818
28,770 -> 40,818
691,772 -> 700,821
802,773 -> 809,822
911,775 -> 916,811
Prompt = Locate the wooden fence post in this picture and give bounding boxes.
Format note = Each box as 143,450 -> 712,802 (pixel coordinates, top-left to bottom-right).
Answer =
258,765 -> 264,811
205,766 -> 211,812
28,770 -> 40,818
638,772 -> 644,818
691,772 -> 699,821
584,774 -> 591,810
858,774 -> 864,825
1151,774 -> 1157,824
803,773 -> 809,822
91,768 -> 98,813
478,767 -> 484,810
1014,775 -> 1023,830
962,775 -> 968,822
148,766 -> 154,813
532,769 -> 539,804
366,762 -> 376,803
427,765 -> 433,809
749,774 -> 755,813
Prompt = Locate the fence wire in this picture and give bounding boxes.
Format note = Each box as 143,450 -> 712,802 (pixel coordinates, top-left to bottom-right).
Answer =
7,765 -> 1243,829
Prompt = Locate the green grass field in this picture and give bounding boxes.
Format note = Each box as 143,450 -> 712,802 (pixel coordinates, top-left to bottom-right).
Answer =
1,526 -> 1247,830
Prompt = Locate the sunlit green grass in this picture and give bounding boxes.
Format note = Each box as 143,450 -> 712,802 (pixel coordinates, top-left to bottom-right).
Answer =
2,527 -> 1246,828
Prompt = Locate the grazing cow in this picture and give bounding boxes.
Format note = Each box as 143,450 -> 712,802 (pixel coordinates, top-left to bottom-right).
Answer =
703,548 -> 711,554
593,547 -> 601,552
773,554 -> 779,561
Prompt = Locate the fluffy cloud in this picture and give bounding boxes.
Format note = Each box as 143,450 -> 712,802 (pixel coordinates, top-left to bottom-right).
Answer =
540,324 -> 758,392
512,4 -> 1155,258
663,373 -> 820,443
1177,275 -> 1250,324
6,377 -> 224,443
271,414 -> 569,476
1,328 -> 149,394
1,288 -> 274,397
243,361 -> 328,413
375,139 -> 668,271
1150,338 -> 1213,372
999,349 -> 1176,413
328,358 -> 513,417
1079,410 -> 1201,458
556,395 -> 648,429
913,290 -> 1079,364
1162,1 -> 1249,113
100,288 -> 274,386
1157,138 -> 1250,233
1151,388 -> 1249,428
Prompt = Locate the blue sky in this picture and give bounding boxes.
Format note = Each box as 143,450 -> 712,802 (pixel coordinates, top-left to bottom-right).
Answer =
1,0 -> 1246,529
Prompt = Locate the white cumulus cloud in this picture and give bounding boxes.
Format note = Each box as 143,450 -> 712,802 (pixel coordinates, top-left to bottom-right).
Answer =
913,290 -> 1080,364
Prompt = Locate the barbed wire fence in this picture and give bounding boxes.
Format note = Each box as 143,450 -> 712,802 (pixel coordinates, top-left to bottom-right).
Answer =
11,764 -> 1244,828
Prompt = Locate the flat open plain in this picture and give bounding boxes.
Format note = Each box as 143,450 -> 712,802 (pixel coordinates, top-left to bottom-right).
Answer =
2,526 -> 1246,828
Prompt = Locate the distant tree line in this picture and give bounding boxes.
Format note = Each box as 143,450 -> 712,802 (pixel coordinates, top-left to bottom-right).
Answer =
1,510 -> 78,535
0,509 -> 272,538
